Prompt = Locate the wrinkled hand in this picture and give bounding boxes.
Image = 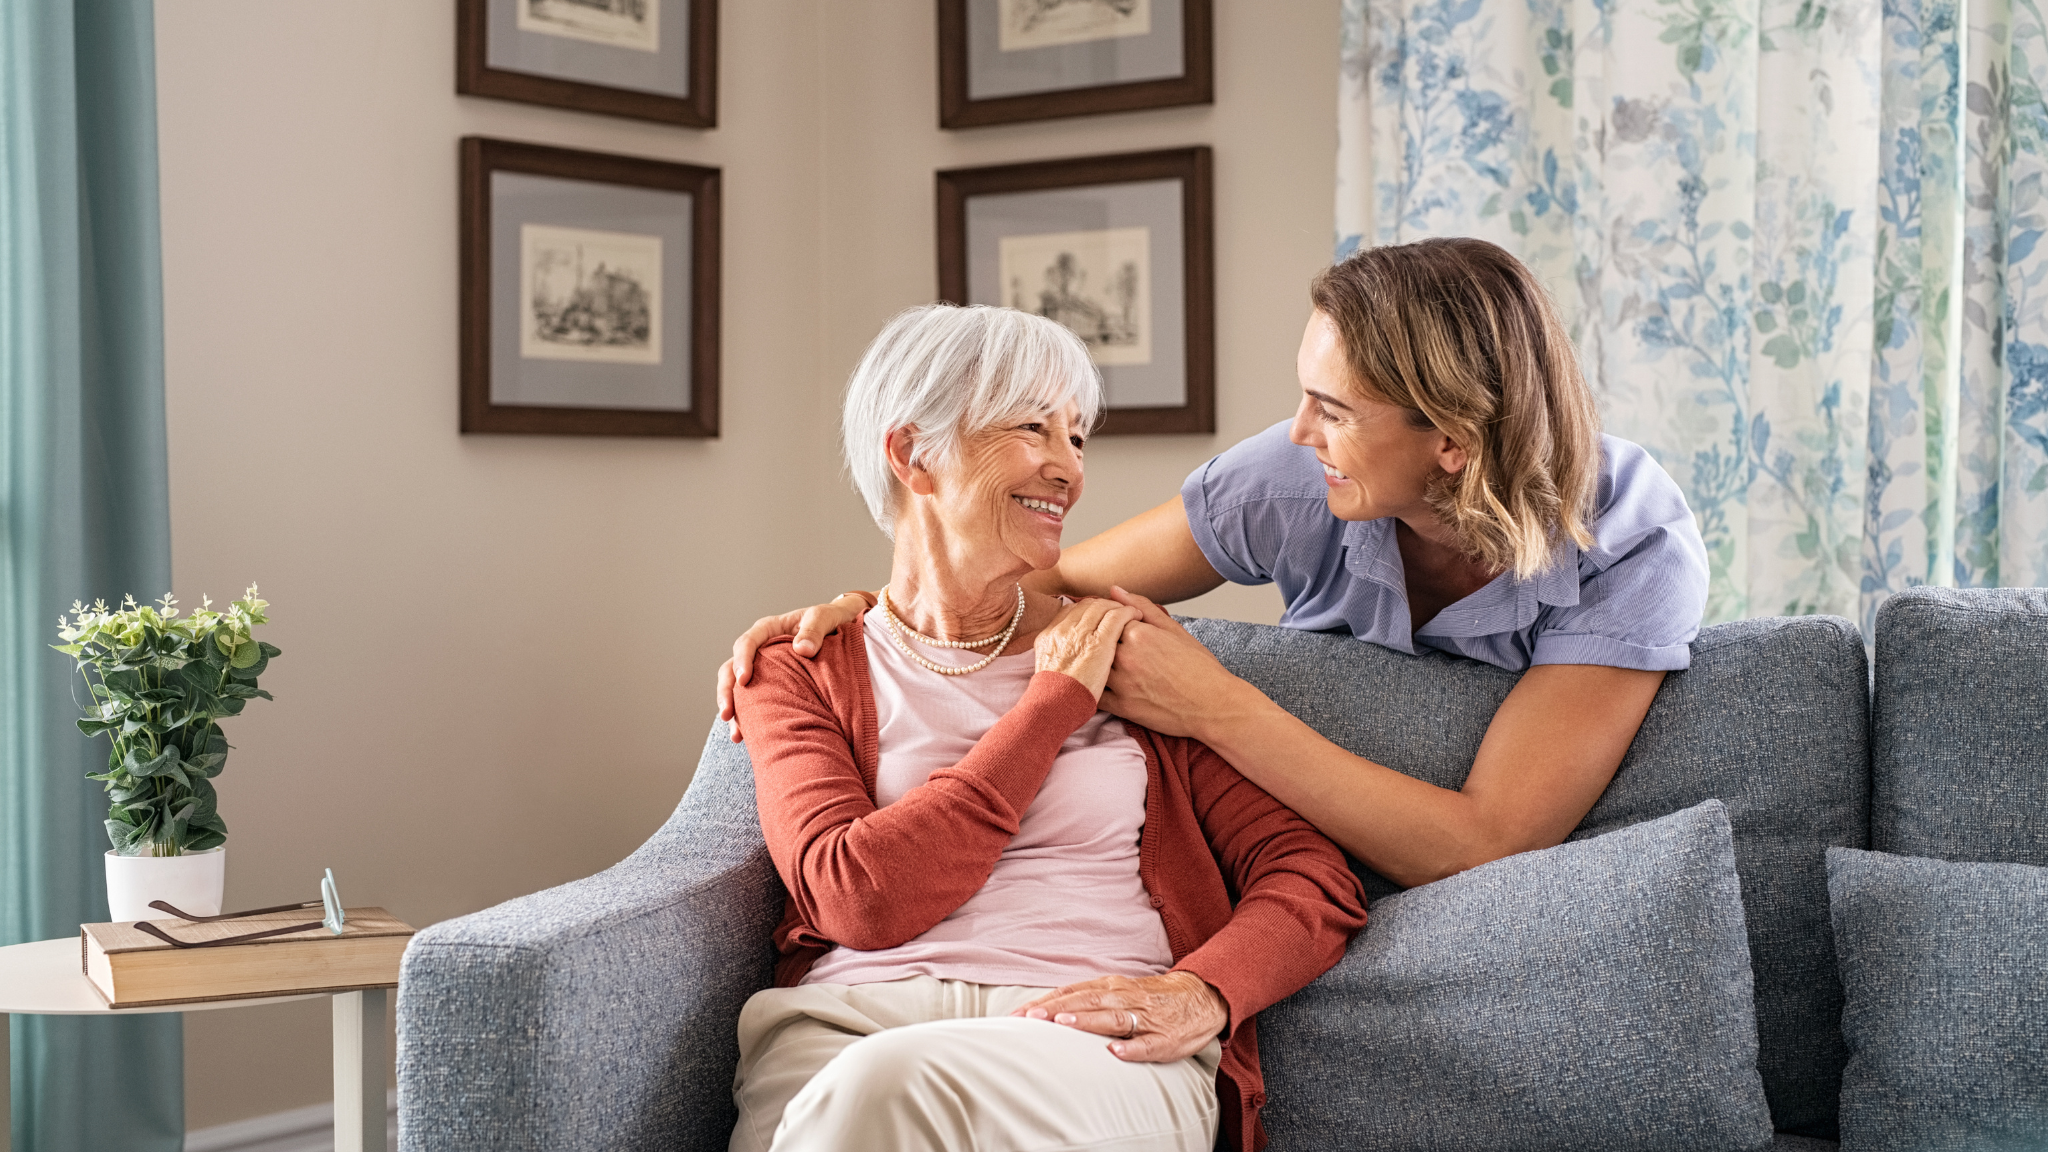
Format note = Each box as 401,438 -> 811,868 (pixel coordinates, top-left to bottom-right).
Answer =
1012,971 -> 1228,1063
1033,598 -> 1142,702
1098,586 -> 1246,740
716,595 -> 868,742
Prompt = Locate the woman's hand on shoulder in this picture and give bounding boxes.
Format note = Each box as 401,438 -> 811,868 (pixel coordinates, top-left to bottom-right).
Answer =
1097,587 -> 1252,740
1033,598 -> 1142,702
716,594 -> 869,742
1011,971 -> 1228,1063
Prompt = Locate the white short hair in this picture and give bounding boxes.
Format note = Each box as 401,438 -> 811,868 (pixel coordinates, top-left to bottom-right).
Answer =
843,304 -> 1103,537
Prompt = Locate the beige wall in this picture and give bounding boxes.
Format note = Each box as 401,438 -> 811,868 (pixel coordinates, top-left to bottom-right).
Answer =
155,0 -> 1334,1130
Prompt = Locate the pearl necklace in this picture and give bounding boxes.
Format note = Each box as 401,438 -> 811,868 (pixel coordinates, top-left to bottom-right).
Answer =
878,584 -> 1026,676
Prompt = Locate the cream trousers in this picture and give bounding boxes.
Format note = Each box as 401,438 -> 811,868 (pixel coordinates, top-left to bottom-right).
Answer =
728,976 -> 1222,1152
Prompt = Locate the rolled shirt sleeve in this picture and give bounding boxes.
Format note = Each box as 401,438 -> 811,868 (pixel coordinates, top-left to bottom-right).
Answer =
1179,421 -> 1711,675
1179,420 -> 1327,588
1529,438 -> 1710,672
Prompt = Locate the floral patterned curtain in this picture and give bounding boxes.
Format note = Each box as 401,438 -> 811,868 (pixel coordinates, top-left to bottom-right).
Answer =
1339,0 -> 2048,631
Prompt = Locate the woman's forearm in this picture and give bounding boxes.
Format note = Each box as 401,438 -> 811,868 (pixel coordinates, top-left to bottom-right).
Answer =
1192,683 -> 1493,887
747,666 -> 1098,949
1027,496 -> 1226,605
1192,663 -> 1661,888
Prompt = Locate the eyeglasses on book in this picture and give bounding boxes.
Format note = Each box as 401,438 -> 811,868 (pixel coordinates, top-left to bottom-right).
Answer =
133,868 -> 346,949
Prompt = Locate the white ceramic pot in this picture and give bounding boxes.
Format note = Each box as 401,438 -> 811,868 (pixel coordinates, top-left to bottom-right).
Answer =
104,846 -> 226,923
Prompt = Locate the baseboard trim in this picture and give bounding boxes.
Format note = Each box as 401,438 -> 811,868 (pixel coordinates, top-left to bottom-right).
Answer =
184,1091 -> 397,1152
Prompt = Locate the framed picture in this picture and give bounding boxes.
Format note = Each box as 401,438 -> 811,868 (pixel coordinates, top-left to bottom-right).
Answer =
457,0 -> 717,128
937,0 -> 1211,129
938,147 -> 1213,436
460,137 -> 720,437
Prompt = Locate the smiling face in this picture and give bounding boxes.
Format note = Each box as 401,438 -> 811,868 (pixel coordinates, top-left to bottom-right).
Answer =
901,402 -> 1087,575
1289,310 -> 1464,524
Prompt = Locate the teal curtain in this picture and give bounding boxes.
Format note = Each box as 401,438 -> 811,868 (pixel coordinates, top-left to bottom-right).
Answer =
1,0 -> 185,1149
1339,0 -> 2048,634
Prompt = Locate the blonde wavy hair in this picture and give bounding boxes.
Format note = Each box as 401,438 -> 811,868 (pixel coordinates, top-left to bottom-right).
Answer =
1309,238 -> 1600,579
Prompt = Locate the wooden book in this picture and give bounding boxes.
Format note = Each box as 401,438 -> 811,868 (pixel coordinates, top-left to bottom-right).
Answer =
80,907 -> 414,1008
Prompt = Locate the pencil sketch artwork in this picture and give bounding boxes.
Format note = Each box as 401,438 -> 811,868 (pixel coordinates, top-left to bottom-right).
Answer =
519,224 -> 663,365
516,0 -> 660,53
999,0 -> 1150,51
1000,226 -> 1151,367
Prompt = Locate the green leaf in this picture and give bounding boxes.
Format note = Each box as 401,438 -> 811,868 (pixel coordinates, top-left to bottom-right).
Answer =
186,751 -> 227,774
231,639 -> 261,669
185,828 -> 226,853
111,778 -> 155,803
257,642 -> 281,659
76,717 -> 120,738
104,820 -> 132,850
1549,77 -> 1573,106
1759,281 -> 1784,303
125,746 -> 178,778
1762,332 -> 1803,368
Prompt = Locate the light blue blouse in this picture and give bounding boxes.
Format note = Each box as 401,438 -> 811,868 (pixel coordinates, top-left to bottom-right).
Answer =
1180,421 -> 1710,672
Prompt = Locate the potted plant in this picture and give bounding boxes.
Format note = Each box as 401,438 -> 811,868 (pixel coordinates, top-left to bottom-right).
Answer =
53,587 -> 279,922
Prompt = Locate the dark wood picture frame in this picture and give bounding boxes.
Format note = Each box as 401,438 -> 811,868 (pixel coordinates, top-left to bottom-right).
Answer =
460,137 -> 721,437
457,0 -> 718,128
937,147 -> 1213,436
937,0 -> 1211,129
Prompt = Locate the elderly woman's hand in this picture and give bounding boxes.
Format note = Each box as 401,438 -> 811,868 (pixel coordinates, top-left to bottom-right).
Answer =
1011,971 -> 1228,1062
1096,587 -> 1248,741
715,594 -> 870,742
1033,598 -> 1142,702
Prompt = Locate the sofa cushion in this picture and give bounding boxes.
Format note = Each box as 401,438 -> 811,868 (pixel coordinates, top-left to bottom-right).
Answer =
1253,800 -> 1773,1152
1872,587 -> 2048,866
1187,615 -> 1867,1138
1828,847 -> 2048,1151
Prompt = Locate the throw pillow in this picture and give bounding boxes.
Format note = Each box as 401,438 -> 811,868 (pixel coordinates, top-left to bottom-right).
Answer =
1257,799 -> 1774,1152
1828,847 -> 2048,1152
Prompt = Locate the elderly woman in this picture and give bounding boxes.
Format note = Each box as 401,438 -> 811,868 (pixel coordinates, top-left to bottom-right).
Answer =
730,304 -> 1367,1152
725,238 -> 1709,891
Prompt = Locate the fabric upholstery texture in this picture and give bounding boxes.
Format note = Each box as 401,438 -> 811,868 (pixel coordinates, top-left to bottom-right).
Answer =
1187,614 -> 1868,1138
397,724 -> 780,1152
399,613 -> 1870,1149
1828,847 -> 2048,1152
1872,587 -> 2048,866
1249,800 -> 1773,1152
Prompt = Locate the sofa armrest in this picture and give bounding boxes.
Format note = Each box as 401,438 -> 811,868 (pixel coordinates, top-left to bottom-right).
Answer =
398,724 -> 779,1152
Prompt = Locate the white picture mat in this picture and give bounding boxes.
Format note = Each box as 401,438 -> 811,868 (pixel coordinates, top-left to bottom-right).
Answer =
519,224 -> 664,365
490,172 -> 693,411
1000,0 -> 1151,52
966,179 -> 1184,408
487,0 -> 689,97
517,0 -> 660,52
999,226 -> 1152,367
966,0 -> 1181,100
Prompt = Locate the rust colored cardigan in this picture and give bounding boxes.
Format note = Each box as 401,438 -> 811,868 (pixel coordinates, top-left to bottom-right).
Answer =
734,616 -> 1368,1152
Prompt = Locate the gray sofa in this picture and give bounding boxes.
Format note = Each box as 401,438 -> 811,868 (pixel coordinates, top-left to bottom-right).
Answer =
395,587 -> 2046,1151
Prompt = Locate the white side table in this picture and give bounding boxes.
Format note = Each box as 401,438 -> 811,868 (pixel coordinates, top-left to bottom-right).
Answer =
0,937 -> 390,1152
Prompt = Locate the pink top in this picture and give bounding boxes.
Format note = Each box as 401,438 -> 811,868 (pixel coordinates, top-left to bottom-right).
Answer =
800,605 -> 1173,988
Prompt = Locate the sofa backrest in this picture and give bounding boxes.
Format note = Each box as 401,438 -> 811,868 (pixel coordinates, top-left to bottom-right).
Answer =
1872,587 -> 2048,867
1185,615 -> 1870,1140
